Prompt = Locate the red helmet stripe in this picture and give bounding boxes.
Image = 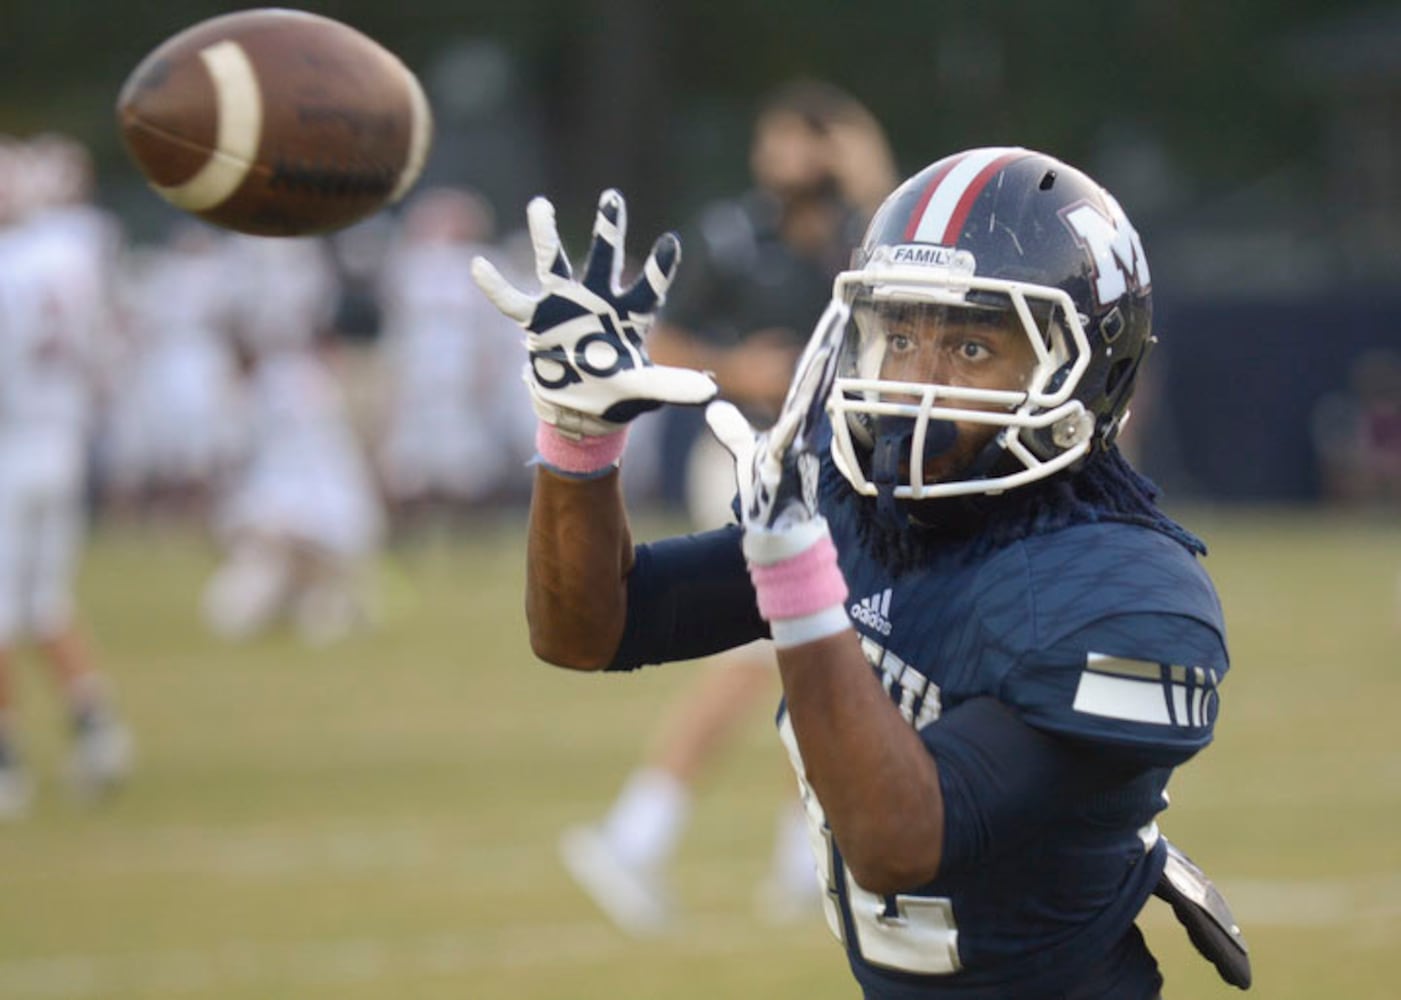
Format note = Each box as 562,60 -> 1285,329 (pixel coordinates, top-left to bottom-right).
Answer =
904,147 -> 1027,246
902,153 -> 968,241
940,150 -> 1028,244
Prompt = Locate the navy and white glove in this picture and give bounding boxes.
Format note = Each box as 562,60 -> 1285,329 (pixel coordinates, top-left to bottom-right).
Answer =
705,310 -> 842,533
705,311 -> 850,648
472,189 -> 717,441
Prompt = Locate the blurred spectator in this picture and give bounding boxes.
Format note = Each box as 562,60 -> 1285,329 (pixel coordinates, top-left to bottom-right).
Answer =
649,80 -> 896,509
374,185 -> 527,535
1311,349 -> 1401,506
0,134 -> 133,818
557,80 -> 897,934
202,237 -> 383,645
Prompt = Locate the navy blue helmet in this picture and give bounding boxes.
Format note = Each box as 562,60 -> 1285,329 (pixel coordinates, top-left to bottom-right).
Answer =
822,147 -> 1155,500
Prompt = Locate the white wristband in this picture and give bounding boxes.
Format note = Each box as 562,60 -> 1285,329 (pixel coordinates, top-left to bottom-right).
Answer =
768,604 -> 851,650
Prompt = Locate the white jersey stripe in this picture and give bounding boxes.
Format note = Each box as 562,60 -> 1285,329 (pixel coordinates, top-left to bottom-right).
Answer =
1073,671 -> 1173,725
1171,682 -> 1192,726
1076,652 -> 1220,727
909,146 -> 1023,245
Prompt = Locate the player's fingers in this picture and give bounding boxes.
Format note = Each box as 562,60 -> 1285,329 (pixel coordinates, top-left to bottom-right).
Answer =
582,188 -> 626,295
610,365 -> 718,407
782,303 -> 845,429
785,305 -> 842,401
470,256 -> 535,323
803,342 -> 842,430
705,400 -> 757,464
526,196 -> 572,283
789,344 -> 833,412
765,405 -> 804,464
619,232 -> 681,316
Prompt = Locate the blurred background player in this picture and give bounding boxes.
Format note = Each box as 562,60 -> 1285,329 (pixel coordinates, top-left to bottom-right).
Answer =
101,221 -> 240,527
201,236 -> 384,646
0,134 -> 133,817
557,80 -> 897,932
375,186 -> 525,537
1309,348 -> 1401,627
1311,348 -> 1401,507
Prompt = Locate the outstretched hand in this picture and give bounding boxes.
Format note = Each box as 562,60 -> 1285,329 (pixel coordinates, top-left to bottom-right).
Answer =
705,307 -> 843,533
472,189 -> 717,438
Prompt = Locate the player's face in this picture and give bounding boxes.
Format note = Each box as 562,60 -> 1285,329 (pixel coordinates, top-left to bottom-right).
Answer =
750,110 -> 831,199
858,300 -> 1040,482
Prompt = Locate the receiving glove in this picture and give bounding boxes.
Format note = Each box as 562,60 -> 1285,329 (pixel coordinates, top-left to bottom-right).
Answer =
705,309 -> 841,532
705,308 -> 850,648
472,189 -> 717,476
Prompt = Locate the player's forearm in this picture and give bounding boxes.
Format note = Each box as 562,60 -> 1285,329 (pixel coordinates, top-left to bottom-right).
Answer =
778,631 -> 946,894
525,466 -> 634,670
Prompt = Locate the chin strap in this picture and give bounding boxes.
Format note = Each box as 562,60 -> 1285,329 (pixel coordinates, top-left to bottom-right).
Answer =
963,427 -> 1024,485
870,422 -> 907,526
866,420 -> 1040,537
870,416 -> 959,526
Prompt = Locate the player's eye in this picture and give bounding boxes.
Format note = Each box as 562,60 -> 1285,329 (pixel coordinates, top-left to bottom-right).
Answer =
956,340 -> 991,362
886,331 -> 913,353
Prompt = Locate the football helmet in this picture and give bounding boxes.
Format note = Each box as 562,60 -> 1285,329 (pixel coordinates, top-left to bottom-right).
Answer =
822,146 -> 1154,501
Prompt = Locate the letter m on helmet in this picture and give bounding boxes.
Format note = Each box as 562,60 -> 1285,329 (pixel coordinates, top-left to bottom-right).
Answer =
1063,192 -> 1151,306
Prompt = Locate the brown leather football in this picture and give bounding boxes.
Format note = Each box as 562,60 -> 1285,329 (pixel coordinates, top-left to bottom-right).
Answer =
117,8 -> 433,236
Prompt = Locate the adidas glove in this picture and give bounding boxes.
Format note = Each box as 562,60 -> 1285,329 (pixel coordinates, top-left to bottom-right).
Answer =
472,189 -> 717,444
705,306 -> 842,533
705,309 -> 850,648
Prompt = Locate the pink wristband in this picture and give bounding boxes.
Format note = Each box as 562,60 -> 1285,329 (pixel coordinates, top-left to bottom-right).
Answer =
535,423 -> 628,476
748,532 -> 848,621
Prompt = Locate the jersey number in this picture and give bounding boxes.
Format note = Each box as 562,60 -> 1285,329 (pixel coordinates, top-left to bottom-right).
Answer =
778,710 -> 961,975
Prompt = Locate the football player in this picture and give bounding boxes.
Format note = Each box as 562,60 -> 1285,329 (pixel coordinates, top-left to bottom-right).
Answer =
473,149 -> 1249,997
376,185 -> 519,531
202,236 -> 383,645
0,135 -> 133,816
107,221 -> 240,523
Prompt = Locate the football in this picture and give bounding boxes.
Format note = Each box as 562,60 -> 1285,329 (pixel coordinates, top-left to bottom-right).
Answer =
116,8 -> 433,236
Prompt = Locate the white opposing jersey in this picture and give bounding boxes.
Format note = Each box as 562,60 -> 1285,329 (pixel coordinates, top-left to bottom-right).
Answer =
381,240 -> 505,400
219,350 -> 382,559
0,205 -> 117,479
117,237 -> 240,483
223,236 -> 337,357
377,239 -> 523,498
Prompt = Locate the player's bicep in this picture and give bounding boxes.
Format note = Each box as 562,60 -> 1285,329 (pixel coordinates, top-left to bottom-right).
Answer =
608,525 -> 768,671
1003,612 -> 1228,767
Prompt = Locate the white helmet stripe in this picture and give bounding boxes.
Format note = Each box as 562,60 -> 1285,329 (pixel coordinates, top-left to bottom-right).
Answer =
908,146 -> 1025,245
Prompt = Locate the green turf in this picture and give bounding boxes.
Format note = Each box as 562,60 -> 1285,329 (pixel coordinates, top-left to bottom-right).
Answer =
0,507 -> 1397,999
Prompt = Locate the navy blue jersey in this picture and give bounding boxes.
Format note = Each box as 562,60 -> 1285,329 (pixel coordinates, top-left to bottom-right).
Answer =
612,461 -> 1227,999
810,495 -> 1225,999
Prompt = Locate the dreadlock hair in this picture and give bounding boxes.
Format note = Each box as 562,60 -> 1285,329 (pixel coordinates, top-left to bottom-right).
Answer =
825,445 -> 1205,578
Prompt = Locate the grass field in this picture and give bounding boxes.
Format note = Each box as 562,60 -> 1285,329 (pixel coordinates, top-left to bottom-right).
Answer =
0,506 -> 1397,999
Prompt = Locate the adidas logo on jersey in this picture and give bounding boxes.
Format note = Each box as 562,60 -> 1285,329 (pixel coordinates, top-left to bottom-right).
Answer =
849,588 -> 893,636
